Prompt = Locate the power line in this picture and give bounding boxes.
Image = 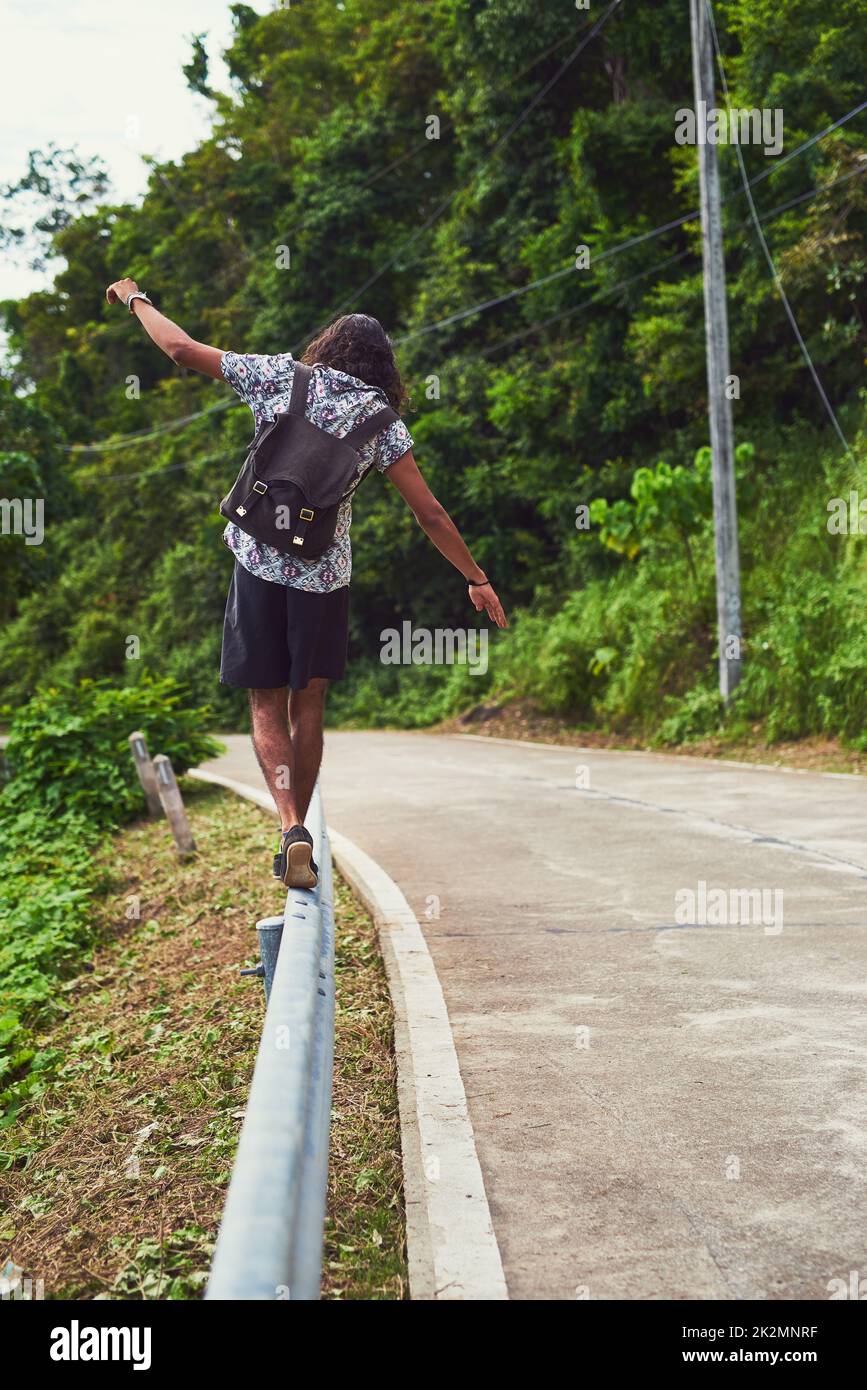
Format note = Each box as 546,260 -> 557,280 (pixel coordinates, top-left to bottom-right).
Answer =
395,96 -> 867,346
350,26 -> 582,194
60,27 -> 591,456
65,91 -> 866,457
64,396 -> 236,454
758,159 -> 866,222
287,0 -> 623,353
78,157 -> 866,486
76,453 -> 227,485
706,0 -> 858,463
78,256 -> 691,484
477,161 -> 867,363
68,158 -> 866,470
109,27 -> 586,289
479,249 -> 694,359
64,11 -> 615,457
727,97 -> 867,194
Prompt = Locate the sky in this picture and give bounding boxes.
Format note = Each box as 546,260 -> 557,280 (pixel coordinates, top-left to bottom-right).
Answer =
0,0 -> 271,303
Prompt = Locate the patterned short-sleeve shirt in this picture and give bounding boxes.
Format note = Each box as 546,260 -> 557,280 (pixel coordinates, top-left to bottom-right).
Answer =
221,351 -> 413,591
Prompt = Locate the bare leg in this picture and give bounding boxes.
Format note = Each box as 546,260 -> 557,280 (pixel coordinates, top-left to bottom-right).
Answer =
248,687 -> 300,831
289,677 -> 329,824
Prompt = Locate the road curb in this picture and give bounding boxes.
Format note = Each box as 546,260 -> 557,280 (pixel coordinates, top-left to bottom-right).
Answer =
457,732 -> 865,779
189,766 -> 277,814
190,767 -> 508,1301
328,826 -> 508,1302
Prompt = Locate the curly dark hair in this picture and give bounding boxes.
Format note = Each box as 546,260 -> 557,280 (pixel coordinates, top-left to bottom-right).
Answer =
301,313 -> 407,412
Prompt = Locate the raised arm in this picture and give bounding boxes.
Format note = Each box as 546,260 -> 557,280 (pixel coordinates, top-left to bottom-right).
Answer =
386,449 -> 507,628
105,277 -> 225,380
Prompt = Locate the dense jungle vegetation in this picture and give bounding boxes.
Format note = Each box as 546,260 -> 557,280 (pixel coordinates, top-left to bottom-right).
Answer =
1,0 -> 865,744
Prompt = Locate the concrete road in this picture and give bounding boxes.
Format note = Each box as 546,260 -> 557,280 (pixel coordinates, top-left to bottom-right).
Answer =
201,731 -> 867,1301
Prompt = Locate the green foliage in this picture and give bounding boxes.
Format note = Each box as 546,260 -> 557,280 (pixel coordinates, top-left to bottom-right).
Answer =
0,143 -> 109,271
735,570 -> 867,746
0,0 -> 865,748
333,427 -> 867,751
590,446 -> 713,562
0,678 -> 221,1122
2,677 -> 220,825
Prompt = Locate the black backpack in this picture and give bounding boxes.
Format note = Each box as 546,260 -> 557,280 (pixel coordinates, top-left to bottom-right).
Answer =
220,362 -> 398,559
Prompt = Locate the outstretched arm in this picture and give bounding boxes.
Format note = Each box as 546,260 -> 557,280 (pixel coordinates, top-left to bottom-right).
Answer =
387,450 -> 507,628
106,277 -> 225,380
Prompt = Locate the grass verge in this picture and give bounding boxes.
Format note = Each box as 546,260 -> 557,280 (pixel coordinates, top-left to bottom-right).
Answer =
0,781 -> 406,1300
324,876 -> 406,1300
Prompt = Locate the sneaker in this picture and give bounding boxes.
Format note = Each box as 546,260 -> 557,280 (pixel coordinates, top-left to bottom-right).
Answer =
273,825 -> 318,890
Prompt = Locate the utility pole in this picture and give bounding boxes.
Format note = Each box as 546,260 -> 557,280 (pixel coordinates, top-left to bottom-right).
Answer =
689,0 -> 742,700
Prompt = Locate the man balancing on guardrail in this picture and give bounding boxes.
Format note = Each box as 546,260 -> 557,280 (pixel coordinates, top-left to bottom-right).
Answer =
106,277 -> 507,889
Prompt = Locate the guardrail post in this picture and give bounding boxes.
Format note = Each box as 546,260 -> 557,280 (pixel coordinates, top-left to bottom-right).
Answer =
254,916 -> 284,1003
128,731 -> 163,818
152,754 -> 196,858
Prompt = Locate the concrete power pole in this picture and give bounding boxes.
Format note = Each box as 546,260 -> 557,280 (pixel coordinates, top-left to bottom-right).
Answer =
689,0 -> 742,700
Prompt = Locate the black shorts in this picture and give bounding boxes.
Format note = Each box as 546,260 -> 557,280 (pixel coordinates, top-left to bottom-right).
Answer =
220,560 -> 350,690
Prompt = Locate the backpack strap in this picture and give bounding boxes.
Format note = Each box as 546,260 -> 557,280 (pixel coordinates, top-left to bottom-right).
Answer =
337,407 -> 400,502
343,405 -> 397,448
289,361 -> 313,416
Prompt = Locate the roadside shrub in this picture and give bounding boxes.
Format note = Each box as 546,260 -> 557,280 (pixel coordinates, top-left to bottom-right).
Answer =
0,677 -> 222,1123
2,676 -> 221,827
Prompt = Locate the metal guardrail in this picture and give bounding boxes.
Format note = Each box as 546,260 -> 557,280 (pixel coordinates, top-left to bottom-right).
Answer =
206,786 -> 335,1300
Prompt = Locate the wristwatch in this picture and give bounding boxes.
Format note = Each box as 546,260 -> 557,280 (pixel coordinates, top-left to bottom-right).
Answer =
126,291 -> 153,314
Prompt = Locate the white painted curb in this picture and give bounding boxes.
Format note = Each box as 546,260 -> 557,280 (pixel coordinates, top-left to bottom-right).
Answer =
189,766 -> 508,1301
190,766 -> 277,814
328,826 -> 508,1302
458,731 -> 865,779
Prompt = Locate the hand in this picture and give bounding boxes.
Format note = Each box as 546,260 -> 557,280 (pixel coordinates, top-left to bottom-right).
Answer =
468,580 -> 507,629
105,277 -> 140,307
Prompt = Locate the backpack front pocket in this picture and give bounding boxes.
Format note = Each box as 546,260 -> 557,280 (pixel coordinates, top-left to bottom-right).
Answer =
221,471 -> 338,557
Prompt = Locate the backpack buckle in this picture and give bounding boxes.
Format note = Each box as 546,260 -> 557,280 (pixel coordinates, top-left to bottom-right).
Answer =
299,507 -> 314,520
253,481 -> 268,494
